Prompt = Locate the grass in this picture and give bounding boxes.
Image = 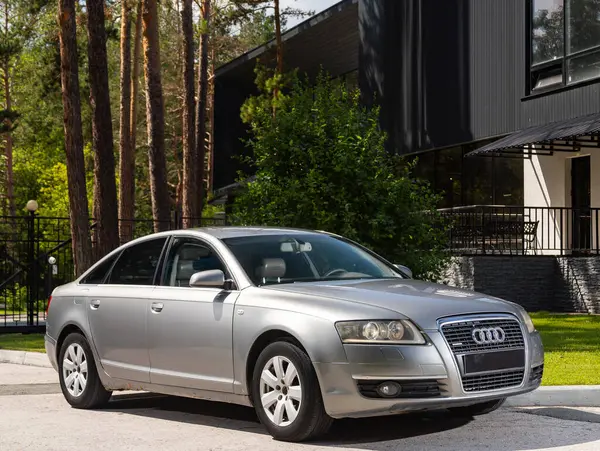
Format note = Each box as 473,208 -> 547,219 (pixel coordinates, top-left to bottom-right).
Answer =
530,313 -> 600,386
0,333 -> 45,353
0,314 -> 597,386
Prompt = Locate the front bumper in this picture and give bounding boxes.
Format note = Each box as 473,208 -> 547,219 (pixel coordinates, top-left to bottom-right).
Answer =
314,330 -> 544,419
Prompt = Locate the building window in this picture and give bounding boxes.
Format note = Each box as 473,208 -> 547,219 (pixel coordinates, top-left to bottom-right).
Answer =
411,142 -> 524,209
530,0 -> 600,93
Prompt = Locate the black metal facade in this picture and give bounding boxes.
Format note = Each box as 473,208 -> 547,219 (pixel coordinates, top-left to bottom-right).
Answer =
213,0 -> 600,188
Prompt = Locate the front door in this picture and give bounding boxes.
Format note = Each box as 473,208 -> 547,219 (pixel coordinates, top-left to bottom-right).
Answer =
571,156 -> 591,253
148,236 -> 238,393
87,236 -> 169,383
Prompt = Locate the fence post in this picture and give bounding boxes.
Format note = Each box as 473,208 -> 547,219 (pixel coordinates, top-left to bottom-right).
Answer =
26,209 -> 36,327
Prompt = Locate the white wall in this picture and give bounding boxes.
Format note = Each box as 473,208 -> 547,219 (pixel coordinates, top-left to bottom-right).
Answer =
523,143 -> 600,254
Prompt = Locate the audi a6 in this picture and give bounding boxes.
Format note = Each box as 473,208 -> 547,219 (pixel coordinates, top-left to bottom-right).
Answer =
45,227 -> 544,442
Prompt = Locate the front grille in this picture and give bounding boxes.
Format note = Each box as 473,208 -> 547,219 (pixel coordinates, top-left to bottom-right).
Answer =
357,380 -> 441,399
441,318 -> 525,354
462,370 -> 525,392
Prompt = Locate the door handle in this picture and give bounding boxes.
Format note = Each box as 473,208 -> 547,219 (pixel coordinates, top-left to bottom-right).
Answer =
90,300 -> 101,310
151,302 -> 164,313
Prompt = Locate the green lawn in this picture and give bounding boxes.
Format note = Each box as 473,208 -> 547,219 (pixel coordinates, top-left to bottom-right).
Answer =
0,333 -> 45,353
0,314 -> 597,386
530,313 -> 600,386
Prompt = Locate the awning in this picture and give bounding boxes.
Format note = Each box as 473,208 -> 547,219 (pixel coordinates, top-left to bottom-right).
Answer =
467,112 -> 600,157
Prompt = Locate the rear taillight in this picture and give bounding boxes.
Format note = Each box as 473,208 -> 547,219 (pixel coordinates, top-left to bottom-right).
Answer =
46,295 -> 52,314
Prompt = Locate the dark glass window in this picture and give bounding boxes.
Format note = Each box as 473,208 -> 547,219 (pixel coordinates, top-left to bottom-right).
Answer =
532,0 -> 564,65
530,0 -> 600,92
568,50 -> 600,82
411,142 -> 524,208
463,154 -> 493,205
494,157 -> 525,205
435,147 -> 463,208
107,238 -> 168,285
568,0 -> 600,54
162,237 -> 227,287
80,253 -> 120,285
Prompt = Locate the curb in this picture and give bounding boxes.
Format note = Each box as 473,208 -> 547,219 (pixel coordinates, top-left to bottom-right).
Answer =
0,350 -> 51,368
505,386 -> 600,408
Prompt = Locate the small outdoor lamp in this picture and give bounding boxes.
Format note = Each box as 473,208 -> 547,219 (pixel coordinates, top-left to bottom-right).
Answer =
26,200 -> 39,213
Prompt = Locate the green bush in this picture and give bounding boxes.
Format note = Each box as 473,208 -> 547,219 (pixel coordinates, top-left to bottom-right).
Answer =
232,69 -> 450,280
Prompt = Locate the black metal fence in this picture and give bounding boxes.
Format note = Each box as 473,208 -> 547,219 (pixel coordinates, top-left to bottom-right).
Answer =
440,205 -> 600,255
0,212 -> 226,333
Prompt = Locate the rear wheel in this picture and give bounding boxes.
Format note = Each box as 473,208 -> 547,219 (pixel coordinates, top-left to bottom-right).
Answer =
448,398 -> 506,417
58,332 -> 112,409
252,341 -> 333,442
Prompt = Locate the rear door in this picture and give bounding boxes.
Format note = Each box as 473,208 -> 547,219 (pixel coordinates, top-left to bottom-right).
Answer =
86,237 -> 169,383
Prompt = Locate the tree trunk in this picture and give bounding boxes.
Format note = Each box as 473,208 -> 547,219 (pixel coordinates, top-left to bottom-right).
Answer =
126,0 -> 143,238
3,2 -> 14,217
58,0 -> 93,276
3,63 -> 14,217
119,0 -> 134,242
272,0 -> 283,116
274,0 -> 283,74
195,0 -> 211,218
181,0 -> 196,228
142,0 -> 171,232
87,0 -> 120,259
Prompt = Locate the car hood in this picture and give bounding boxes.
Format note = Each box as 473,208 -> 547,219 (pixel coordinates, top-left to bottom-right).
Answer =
264,279 -> 522,330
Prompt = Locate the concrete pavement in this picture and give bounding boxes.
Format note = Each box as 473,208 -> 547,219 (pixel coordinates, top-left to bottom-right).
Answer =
1,363 -> 600,450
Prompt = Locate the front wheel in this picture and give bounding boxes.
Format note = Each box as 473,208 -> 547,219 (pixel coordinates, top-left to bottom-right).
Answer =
448,398 -> 506,417
58,332 -> 112,409
252,341 -> 333,442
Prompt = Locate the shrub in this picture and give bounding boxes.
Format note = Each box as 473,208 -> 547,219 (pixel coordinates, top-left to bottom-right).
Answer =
233,69 -> 450,280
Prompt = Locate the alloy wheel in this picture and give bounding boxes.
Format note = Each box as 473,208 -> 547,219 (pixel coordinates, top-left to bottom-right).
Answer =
62,343 -> 88,397
259,356 -> 302,427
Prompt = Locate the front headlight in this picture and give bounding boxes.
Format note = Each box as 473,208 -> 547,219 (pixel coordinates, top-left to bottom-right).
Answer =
335,320 -> 426,344
518,308 -> 536,333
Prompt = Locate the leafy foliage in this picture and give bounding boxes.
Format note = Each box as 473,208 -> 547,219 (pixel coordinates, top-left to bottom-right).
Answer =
233,69 -> 450,280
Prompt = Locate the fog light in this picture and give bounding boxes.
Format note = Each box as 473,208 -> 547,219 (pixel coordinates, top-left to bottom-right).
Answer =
376,381 -> 402,398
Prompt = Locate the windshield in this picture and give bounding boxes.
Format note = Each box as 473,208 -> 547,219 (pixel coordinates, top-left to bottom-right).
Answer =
222,233 -> 405,286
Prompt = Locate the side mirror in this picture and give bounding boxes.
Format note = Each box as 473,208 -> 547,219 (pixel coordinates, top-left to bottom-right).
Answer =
394,264 -> 413,279
189,270 -> 225,288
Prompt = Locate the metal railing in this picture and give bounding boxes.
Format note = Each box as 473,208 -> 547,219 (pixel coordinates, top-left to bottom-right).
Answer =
0,212 -> 227,333
439,205 -> 600,255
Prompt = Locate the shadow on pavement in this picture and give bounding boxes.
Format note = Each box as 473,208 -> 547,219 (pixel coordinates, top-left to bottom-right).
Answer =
104,393 -> 265,434
104,393 -> 471,442
518,407 -> 600,424
102,394 -> 600,450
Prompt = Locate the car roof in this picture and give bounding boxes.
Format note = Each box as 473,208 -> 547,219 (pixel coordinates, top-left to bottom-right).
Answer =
194,226 -> 327,239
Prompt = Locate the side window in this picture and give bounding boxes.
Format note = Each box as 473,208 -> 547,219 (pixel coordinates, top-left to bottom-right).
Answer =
80,253 -> 120,285
107,238 -> 168,285
162,237 -> 226,287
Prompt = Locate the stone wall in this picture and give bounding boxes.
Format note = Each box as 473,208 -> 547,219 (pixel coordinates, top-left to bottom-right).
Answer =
558,257 -> 600,313
441,256 -> 598,313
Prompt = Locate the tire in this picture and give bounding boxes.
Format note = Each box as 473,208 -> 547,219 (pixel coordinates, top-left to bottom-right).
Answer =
448,398 -> 506,417
252,341 -> 333,442
58,332 -> 112,409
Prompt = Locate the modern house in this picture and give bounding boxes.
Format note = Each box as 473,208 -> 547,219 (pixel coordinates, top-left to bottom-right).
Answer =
213,0 -> 600,313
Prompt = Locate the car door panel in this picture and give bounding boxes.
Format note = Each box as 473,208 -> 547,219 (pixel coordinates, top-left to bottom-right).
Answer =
148,287 -> 239,392
147,236 -> 238,393
87,285 -> 150,382
84,236 -> 168,384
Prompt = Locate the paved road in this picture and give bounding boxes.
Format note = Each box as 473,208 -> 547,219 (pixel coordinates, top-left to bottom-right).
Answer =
1,363 -> 599,451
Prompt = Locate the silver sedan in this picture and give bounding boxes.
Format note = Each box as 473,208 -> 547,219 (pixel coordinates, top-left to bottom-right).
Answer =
45,227 -> 544,442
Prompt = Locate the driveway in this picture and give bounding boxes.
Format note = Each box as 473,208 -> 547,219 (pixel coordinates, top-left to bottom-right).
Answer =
0,363 -> 599,451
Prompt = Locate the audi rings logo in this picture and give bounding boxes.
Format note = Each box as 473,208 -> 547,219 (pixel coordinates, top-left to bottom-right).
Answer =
472,327 -> 506,344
